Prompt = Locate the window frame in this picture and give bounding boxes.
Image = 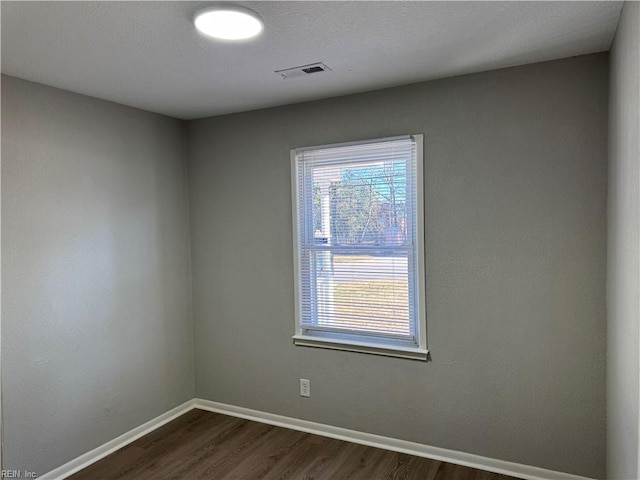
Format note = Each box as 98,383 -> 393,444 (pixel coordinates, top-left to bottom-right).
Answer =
290,135 -> 428,361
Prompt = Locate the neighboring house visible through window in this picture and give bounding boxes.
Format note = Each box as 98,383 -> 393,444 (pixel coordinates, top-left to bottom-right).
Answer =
291,135 -> 427,360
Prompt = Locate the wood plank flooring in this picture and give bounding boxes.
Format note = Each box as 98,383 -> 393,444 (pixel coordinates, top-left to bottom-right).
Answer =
69,409 -> 521,480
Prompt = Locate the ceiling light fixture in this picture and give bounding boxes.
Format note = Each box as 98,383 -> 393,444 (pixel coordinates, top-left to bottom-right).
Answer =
193,6 -> 263,41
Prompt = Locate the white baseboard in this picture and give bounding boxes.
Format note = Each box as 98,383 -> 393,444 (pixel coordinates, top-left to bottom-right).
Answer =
194,398 -> 596,480
39,397 -> 596,480
40,399 -> 196,480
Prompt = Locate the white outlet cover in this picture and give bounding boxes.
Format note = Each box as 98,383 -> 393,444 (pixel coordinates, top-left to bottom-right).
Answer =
300,379 -> 310,397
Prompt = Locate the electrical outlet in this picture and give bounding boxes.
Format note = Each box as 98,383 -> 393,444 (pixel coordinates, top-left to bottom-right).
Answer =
300,378 -> 310,397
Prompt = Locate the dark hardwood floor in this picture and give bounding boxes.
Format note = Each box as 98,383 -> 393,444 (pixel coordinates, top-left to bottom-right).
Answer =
70,409 -> 521,480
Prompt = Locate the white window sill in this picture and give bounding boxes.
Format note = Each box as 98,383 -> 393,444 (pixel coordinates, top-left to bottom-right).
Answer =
292,335 -> 429,361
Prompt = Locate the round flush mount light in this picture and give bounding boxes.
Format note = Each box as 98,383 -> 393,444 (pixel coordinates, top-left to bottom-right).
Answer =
193,6 -> 263,41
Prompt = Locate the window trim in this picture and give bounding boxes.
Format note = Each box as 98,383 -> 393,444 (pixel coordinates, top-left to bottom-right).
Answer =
290,135 -> 428,361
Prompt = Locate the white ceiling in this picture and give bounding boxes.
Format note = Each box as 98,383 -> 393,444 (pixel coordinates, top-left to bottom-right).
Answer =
1,1 -> 623,120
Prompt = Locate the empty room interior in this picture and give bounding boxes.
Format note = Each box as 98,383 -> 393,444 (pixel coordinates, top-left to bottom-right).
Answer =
2,1 -> 639,479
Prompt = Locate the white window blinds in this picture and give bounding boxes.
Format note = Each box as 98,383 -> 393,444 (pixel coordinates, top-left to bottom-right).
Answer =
292,136 -> 426,356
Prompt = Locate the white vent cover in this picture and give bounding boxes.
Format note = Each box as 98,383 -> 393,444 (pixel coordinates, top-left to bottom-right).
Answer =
275,62 -> 332,79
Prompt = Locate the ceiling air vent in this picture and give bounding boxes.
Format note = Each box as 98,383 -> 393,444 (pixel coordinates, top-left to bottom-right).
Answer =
275,62 -> 331,79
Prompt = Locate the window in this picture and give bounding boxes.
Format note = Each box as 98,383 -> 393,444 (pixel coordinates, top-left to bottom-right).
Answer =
291,135 -> 427,360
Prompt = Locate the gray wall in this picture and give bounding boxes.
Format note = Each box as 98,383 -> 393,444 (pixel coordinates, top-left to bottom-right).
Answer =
1,76 -> 195,475
188,54 -> 608,479
607,2 -> 640,479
